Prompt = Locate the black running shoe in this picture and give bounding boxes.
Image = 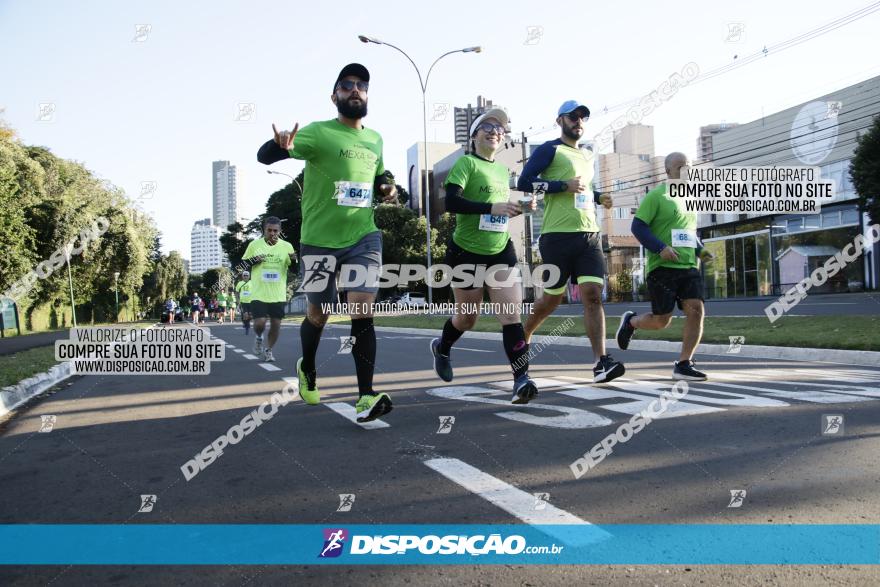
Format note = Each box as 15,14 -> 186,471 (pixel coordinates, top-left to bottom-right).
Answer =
616,311 -> 636,350
430,338 -> 453,382
593,354 -> 625,383
673,360 -> 707,381
511,375 -> 538,404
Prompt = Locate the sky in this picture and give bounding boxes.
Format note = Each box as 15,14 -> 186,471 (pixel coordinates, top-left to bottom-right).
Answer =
2,0 -> 878,257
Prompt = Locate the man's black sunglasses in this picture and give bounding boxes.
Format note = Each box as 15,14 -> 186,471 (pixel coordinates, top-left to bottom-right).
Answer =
337,80 -> 369,92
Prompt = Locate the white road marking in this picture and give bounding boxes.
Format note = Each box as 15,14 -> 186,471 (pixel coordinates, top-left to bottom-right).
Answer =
427,385 -> 612,429
707,381 -> 871,403
539,379 -> 723,418
558,376 -> 790,408
259,363 -> 282,372
234,349 -> 245,354
324,402 -> 390,429
453,347 -> 493,353
424,457 -> 610,546
243,354 -> 259,360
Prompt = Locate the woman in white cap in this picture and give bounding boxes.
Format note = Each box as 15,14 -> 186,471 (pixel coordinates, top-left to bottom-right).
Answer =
429,109 -> 539,404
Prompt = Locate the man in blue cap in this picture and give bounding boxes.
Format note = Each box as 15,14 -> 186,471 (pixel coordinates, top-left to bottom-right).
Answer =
517,100 -> 624,383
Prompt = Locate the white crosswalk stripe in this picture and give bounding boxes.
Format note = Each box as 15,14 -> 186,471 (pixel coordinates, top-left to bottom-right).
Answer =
424,457 -> 610,546
324,402 -> 390,429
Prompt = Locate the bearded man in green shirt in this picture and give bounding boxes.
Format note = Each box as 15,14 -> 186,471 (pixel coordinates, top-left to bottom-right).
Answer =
257,63 -> 398,423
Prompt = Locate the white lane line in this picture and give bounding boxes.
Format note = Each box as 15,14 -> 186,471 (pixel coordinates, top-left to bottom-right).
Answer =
225,344 -> 236,349
324,402 -> 390,429
243,354 -> 259,360
234,349 -> 245,354
455,347 -> 493,353
424,457 -> 610,546
259,363 -> 282,372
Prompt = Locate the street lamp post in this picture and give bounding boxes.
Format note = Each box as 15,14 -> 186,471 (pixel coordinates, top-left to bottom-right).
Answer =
267,169 -> 303,193
358,35 -> 481,306
113,272 -> 120,322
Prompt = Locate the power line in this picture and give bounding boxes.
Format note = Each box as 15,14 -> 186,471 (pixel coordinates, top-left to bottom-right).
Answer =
590,105 -> 880,192
594,2 -> 880,115
598,126 -> 875,197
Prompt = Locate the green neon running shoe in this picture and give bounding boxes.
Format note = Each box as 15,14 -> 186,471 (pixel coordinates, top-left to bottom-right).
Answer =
296,357 -> 320,405
355,392 -> 393,423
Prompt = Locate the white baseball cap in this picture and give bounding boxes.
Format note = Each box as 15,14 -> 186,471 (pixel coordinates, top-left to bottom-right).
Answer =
469,108 -> 510,136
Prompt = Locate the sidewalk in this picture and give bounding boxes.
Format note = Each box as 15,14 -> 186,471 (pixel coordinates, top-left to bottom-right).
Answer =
0,330 -> 69,356
0,321 -> 157,356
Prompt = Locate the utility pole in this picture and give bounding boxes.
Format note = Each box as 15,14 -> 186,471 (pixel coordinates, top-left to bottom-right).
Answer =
520,131 -> 535,303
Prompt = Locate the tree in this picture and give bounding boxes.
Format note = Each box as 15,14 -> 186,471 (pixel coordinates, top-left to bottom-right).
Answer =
261,171 -> 303,251
850,115 -> 880,225
202,267 -> 234,299
222,171 -> 303,273
219,221 -> 254,271
0,123 -> 156,326
160,251 -> 188,300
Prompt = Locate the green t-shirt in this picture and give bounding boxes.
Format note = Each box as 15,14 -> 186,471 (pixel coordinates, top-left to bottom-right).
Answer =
235,280 -> 252,303
539,143 -> 600,234
444,154 -> 511,255
217,292 -> 228,308
635,183 -> 698,275
289,119 -> 385,248
242,237 -> 295,302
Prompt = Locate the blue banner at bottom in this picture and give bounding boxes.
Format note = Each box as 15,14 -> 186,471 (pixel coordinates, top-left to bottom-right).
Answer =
0,525 -> 877,565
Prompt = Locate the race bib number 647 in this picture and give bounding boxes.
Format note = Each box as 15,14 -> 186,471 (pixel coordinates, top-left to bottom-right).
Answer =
335,181 -> 373,208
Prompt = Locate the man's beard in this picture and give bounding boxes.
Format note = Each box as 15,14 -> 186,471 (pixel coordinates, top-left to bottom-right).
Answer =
562,124 -> 583,141
337,97 -> 368,119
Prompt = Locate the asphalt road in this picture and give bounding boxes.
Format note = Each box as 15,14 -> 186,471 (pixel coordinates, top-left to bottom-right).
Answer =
1,321 -> 878,585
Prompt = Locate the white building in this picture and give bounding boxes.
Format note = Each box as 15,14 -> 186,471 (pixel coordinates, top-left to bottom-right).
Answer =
190,219 -> 226,274
212,160 -> 239,231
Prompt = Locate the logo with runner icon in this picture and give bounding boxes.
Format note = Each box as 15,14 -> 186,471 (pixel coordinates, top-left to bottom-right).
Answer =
319,528 -> 348,558
727,489 -> 747,508
337,494 -> 356,512
437,416 -> 456,434
338,336 -> 356,354
821,414 -> 844,435
299,255 -> 337,293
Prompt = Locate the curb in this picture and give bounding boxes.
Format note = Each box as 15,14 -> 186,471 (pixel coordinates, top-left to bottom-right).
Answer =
1,362 -> 73,418
366,326 -> 880,367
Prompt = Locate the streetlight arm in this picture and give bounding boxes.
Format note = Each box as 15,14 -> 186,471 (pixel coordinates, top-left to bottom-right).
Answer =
376,41 -> 426,92
425,50 -> 462,91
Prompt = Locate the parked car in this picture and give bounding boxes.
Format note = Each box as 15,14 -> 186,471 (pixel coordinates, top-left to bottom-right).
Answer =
397,292 -> 427,308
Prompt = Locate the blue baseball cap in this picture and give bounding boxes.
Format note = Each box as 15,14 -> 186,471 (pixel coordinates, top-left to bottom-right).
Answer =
557,100 -> 590,118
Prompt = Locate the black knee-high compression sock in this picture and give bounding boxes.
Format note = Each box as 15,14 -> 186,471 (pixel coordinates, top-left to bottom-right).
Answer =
502,323 -> 529,379
351,317 -> 376,396
438,318 -> 464,355
300,317 -> 324,374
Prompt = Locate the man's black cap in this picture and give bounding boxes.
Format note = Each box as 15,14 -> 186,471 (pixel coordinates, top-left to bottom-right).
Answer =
334,63 -> 370,91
